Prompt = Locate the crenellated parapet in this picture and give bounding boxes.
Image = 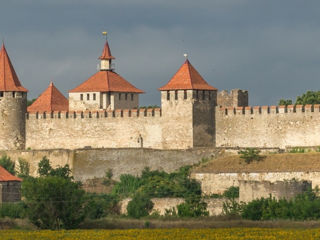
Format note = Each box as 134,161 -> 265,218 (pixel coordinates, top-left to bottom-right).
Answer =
218,104 -> 320,116
26,108 -> 162,120
216,104 -> 320,149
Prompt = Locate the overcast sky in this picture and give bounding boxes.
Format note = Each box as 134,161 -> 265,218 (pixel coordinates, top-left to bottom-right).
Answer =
1,0 -> 320,106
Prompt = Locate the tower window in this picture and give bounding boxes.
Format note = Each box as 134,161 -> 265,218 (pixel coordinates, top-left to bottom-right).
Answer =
208,91 -> 211,100
87,94 -> 90,100
119,93 -> 121,100
202,90 -> 205,100
175,90 -> 178,100
125,93 -> 128,100
80,94 -> 83,100
167,91 -> 170,100
131,94 -> 134,101
196,90 -> 199,99
12,92 -> 15,98
184,90 -> 187,99
0,92 -> 3,97
93,93 -> 96,101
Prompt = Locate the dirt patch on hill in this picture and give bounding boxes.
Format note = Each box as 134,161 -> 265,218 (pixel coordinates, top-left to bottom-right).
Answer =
193,152 -> 320,173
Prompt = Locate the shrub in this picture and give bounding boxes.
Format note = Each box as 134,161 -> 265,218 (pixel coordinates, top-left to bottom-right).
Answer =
17,158 -> 30,178
241,188 -> 320,221
22,176 -> 86,229
289,147 -> 305,153
111,174 -> 142,198
112,166 -> 201,199
238,148 -> 262,164
177,195 -> 208,217
84,193 -> 118,219
127,193 -> 154,218
103,169 -> 114,186
0,155 -> 15,175
38,157 -> 72,179
0,202 -> 27,219
223,186 -> 239,199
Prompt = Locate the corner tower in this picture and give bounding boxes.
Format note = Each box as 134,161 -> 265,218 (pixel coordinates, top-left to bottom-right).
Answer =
0,44 -> 28,150
159,57 -> 217,148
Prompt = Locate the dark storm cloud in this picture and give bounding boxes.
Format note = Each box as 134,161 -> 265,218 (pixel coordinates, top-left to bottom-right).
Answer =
1,0 -> 320,106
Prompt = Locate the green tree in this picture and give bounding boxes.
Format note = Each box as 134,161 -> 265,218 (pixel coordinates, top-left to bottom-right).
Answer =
177,195 -> 208,217
0,155 -> 15,175
17,158 -> 30,178
278,99 -> 293,106
127,193 -> 153,218
27,98 -> 36,107
238,148 -> 262,164
296,91 -> 320,105
38,156 -> 52,176
38,156 -> 72,179
22,176 -> 86,229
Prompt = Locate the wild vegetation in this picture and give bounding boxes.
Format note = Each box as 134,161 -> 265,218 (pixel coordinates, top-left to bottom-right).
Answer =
1,228 -> 320,240
2,154 -> 320,230
238,148 -> 263,164
278,90 -> 320,106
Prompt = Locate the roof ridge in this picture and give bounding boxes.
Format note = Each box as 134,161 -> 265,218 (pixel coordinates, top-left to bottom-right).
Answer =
186,60 -> 193,89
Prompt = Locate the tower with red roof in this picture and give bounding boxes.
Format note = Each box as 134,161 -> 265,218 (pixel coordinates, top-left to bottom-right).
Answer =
159,56 -> 217,148
69,35 -> 143,111
0,44 -> 28,150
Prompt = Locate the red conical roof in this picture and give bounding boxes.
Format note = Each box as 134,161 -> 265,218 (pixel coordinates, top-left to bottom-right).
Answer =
159,59 -> 217,91
0,44 -> 28,92
99,40 -> 115,60
28,82 -> 69,112
69,71 -> 144,93
0,165 -> 21,182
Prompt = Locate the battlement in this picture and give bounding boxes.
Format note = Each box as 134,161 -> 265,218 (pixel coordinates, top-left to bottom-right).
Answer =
26,108 -> 162,120
219,104 -> 320,116
217,89 -> 248,107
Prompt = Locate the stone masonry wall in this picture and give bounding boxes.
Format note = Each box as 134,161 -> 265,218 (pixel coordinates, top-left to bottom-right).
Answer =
0,92 -> 27,150
119,197 -> 226,216
217,89 -> 248,107
239,180 -> 311,203
192,171 -> 320,195
0,182 -> 21,203
2,148 -> 220,181
26,109 -> 163,150
216,105 -> 320,148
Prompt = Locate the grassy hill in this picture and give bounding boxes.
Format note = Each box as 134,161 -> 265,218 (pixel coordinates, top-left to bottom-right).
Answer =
193,152 -> 320,173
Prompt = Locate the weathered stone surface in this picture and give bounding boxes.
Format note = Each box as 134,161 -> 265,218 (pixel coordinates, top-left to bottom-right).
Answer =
0,92 -> 26,150
2,148 -> 220,181
239,180 -> 311,203
0,181 -> 21,203
119,197 -> 226,216
193,171 -> 320,195
216,105 -> 320,148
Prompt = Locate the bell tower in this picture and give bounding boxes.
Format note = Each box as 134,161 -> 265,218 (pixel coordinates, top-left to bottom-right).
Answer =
99,31 -> 115,71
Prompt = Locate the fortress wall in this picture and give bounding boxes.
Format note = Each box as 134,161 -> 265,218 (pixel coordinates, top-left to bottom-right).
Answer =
0,149 -> 74,177
26,108 -> 163,150
216,105 -> 320,148
192,171 -> 320,195
72,148 -> 220,181
0,148 -> 220,181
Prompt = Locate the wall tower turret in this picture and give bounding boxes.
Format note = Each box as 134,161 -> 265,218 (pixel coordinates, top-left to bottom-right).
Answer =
159,56 -> 217,149
0,44 -> 28,150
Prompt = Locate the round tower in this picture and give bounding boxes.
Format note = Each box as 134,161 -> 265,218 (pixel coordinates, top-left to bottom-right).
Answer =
0,44 -> 28,150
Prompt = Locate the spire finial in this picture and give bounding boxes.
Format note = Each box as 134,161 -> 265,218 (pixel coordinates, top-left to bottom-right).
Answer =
183,53 -> 188,59
102,31 -> 108,41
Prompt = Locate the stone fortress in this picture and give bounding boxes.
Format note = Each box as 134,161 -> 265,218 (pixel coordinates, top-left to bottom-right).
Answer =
1,35 -> 320,152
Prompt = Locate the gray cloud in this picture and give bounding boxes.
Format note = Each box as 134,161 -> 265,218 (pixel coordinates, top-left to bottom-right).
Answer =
1,0 -> 320,106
